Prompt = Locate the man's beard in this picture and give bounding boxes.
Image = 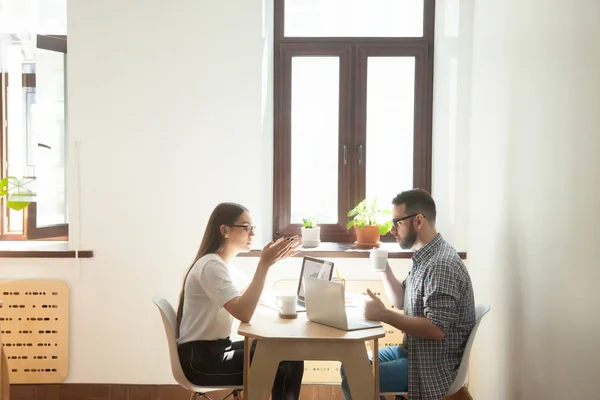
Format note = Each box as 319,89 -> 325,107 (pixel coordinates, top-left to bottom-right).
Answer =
399,225 -> 417,249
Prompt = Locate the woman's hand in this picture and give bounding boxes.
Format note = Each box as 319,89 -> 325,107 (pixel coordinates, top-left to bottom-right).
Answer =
258,236 -> 302,270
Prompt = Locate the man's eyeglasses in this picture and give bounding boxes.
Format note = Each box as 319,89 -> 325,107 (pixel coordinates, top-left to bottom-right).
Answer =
391,214 -> 421,228
229,224 -> 256,234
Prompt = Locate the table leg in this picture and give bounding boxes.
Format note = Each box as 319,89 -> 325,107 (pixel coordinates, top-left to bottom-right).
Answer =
243,339 -> 377,400
246,341 -> 280,400
243,336 -> 251,398
339,342 -> 376,400
372,339 -> 379,400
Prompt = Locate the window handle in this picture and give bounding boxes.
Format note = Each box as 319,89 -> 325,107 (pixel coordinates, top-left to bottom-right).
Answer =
358,145 -> 363,164
343,145 -> 348,165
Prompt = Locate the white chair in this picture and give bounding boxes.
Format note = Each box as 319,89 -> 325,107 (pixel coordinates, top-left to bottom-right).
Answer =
152,297 -> 243,400
380,303 -> 491,400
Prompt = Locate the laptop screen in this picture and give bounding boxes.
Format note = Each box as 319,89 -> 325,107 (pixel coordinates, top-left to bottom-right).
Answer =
297,256 -> 334,302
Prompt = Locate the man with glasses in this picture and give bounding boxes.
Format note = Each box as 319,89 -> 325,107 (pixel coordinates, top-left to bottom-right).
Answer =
340,189 -> 475,400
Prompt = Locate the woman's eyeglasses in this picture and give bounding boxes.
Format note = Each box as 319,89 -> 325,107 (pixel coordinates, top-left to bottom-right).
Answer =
229,224 -> 256,234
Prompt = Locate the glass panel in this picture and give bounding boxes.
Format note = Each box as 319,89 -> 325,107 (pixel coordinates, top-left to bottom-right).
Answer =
285,0 -> 424,37
29,46 -> 67,226
0,0 -> 67,34
366,57 -> 415,210
290,57 -> 339,224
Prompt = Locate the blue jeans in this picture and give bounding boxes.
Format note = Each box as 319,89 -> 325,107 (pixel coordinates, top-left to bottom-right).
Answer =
340,345 -> 408,400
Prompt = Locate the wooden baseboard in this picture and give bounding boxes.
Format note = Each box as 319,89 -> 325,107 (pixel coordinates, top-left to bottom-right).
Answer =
10,383 -> 347,400
10,383 -> 471,400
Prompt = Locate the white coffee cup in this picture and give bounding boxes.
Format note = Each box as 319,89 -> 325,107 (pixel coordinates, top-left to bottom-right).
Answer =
276,294 -> 297,316
370,247 -> 388,271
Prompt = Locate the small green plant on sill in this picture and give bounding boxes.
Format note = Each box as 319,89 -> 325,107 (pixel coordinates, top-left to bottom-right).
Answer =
302,217 -> 318,229
0,176 -> 36,211
346,198 -> 393,235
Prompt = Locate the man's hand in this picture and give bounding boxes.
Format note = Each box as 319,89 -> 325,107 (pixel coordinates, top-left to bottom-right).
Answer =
364,290 -> 446,341
364,288 -> 388,321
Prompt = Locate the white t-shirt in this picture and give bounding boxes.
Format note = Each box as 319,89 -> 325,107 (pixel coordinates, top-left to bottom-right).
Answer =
177,254 -> 247,344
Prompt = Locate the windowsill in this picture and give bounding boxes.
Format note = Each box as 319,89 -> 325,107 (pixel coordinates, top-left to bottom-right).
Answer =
239,242 -> 467,260
0,241 -> 94,259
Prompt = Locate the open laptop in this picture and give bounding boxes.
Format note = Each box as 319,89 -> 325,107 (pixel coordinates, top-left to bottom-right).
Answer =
261,256 -> 335,312
304,276 -> 382,331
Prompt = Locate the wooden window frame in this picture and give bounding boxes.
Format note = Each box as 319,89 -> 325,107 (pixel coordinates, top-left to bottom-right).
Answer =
0,34 -> 68,240
273,0 -> 436,243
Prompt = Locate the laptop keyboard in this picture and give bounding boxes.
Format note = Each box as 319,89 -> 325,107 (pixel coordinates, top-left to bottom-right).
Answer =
348,318 -> 382,330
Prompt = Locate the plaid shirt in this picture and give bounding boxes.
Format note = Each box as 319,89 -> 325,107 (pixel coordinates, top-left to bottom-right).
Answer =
403,234 -> 475,400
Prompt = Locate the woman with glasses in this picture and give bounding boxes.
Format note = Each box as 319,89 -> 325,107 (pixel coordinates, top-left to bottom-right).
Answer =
176,202 -> 304,399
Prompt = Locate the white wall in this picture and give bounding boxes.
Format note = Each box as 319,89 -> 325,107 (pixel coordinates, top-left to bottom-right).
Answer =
466,0 -> 600,399
1,0 -> 273,384
0,0 -> 457,384
7,0 -> 597,394
67,0 -> 272,384
431,0 -> 472,250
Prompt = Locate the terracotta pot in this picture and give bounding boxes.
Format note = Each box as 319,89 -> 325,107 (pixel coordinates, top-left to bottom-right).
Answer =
354,225 -> 381,247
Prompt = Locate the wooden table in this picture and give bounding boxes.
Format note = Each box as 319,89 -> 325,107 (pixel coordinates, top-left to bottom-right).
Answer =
238,307 -> 385,400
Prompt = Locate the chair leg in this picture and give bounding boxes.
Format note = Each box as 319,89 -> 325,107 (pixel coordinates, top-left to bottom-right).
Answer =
224,389 -> 242,400
190,392 -> 213,400
190,389 -> 241,400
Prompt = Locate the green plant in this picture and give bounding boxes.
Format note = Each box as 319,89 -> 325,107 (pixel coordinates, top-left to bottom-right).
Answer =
0,176 -> 35,211
302,217 -> 318,228
346,198 -> 393,235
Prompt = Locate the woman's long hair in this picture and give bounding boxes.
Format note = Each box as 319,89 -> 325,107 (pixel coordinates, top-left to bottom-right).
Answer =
175,202 -> 249,338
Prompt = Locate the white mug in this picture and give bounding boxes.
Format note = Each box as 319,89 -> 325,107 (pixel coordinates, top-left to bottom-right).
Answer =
370,247 -> 388,271
276,294 -> 297,316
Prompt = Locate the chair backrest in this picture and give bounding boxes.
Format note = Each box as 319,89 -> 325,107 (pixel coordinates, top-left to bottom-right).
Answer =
152,297 -> 192,389
446,303 -> 491,395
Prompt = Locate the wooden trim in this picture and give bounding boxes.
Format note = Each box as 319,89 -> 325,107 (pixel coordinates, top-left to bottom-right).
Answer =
0,73 -> 7,236
273,1 -> 436,244
8,383 -> 468,399
9,383 -> 355,400
278,37 -> 432,45
424,0 -> 437,41
274,0 -> 284,42
0,37 -> 69,241
22,73 -> 36,88
277,0 -> 436,43
16,35 -> 68,240
419,0 -> 436,193
0,240 -> 92,258
353,42 -> 432,196
0,250 -> 93,258
36,35 -> 67,54
239,242 -> 467,260
25,203 -> 68,240
273,43 -> 355,243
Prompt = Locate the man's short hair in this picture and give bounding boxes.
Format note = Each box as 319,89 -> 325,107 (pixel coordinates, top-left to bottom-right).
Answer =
391,189 -> 437,222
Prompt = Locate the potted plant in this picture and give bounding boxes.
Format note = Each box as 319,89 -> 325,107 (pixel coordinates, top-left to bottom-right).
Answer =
0,176 -> 35,211
301,217 -> 320,248
346,198 -> 393,247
